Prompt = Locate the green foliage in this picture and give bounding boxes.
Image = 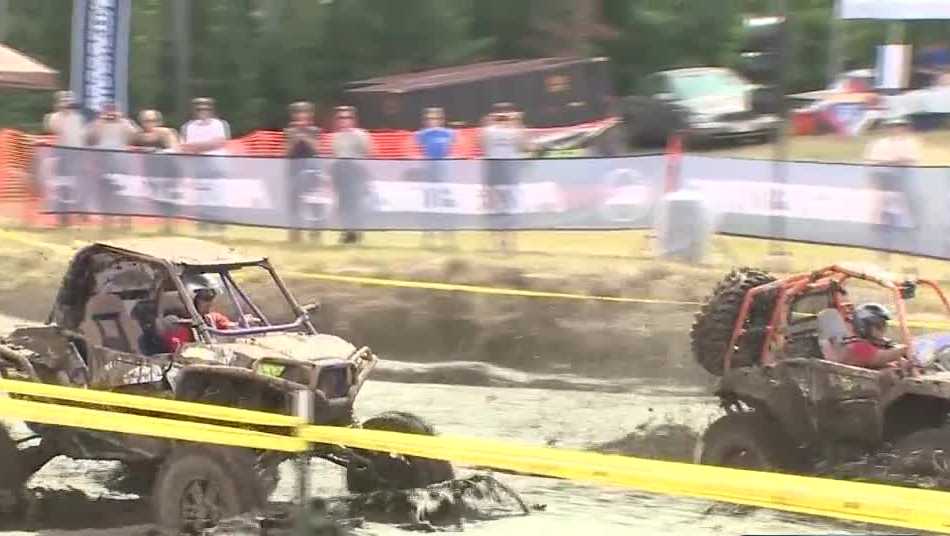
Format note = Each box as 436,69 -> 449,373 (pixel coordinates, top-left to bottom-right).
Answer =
1,0 -> 948,134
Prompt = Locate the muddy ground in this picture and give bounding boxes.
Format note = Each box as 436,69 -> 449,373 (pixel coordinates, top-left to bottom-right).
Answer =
0,245 -> 718,387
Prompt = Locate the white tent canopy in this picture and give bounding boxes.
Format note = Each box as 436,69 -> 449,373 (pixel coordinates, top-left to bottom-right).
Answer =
0,44 -> 58,90
841,0 -> 950,20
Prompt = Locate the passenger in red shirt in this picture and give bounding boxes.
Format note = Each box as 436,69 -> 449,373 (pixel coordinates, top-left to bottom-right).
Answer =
842,303 -> 907,369
162,317 -> 194,352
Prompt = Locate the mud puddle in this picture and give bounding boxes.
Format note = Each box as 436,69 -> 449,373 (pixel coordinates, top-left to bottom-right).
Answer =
2,379 -> 915,536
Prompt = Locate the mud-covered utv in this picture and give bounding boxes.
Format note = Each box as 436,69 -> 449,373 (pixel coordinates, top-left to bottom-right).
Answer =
0,238 -> 453,530
691,264 -> 950,478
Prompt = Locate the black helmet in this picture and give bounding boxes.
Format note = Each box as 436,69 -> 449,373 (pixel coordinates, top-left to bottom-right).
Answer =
853,303 -> 891,338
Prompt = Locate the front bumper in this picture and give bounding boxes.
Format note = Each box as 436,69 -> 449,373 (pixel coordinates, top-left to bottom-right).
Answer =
688,115 -> 781,140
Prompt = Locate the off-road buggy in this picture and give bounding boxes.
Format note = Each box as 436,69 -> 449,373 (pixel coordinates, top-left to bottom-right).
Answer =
0,238 -> 453,531
691,264 -> 950,479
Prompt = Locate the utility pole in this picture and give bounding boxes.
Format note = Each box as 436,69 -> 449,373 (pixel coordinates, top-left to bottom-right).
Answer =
827,0 -> 844,86
0,0 -> 9,44
767,0 -> 790,262
171,0 -> 191,123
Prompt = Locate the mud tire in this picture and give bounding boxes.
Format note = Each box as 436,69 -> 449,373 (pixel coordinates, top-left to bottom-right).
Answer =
891,427 -> 950,477
151,445 -> 263,532
0,425 -> 26,518
346,412 -> 455,493
691,267 -> 776,376
697,412 -> 799,471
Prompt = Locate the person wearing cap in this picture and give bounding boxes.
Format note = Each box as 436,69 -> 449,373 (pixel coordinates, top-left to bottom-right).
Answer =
180,97 -> 231,232
44,91 -> 86,148
131,110 -> 180,234
284,101 -> 322,243
480,102 -> 529,253
85,101 -> 140,231
415,107 -> 457,248
180,98 -> 230,155
864,117 -> 922,239
330,106 -> 373,245
43,91 -> 88,227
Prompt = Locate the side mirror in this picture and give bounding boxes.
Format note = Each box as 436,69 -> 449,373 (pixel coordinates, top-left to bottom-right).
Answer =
900,282 -> 917,300
302,302 -> 320,317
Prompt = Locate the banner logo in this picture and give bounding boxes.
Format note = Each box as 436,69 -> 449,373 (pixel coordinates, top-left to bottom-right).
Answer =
72,0 -> 129,114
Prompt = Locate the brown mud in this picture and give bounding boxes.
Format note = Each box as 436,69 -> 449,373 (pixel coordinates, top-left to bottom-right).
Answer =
0,254 -> 718,387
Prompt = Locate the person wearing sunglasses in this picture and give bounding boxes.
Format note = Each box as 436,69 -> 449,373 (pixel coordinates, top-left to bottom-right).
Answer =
330,106 -> 374,245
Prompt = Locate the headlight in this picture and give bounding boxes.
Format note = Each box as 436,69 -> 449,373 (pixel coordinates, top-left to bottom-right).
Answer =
690,113 -> 716,126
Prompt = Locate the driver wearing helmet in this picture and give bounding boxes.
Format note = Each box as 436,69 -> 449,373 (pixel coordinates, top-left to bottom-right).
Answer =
842,303 -> 908,369
193,287 -> 237,331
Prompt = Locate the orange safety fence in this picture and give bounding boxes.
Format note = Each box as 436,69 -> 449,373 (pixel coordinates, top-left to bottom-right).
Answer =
0,118 -> 614,207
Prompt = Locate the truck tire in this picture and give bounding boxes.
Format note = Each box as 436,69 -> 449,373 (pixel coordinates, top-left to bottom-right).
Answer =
346,412 -> 455,493
696,412 -> 799,470
622,96 -> 685,148
690,267 -> 776,376
151,445 -> 263,532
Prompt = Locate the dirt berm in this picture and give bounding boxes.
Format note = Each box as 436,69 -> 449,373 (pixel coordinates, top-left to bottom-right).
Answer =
0,250 -> 717,386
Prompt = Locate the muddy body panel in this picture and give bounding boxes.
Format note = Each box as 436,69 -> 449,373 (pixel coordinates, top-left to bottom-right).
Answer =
721,357 -> 950,455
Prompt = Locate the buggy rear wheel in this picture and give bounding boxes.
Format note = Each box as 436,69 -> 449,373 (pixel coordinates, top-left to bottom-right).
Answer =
696,412 -> 799,471
346,412 -> 455,493
690,267 -> 776,376
151,445 -> 263,532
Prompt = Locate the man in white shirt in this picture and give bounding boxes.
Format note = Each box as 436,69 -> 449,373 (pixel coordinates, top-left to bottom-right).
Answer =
43,91 -> 87,227
864,117 -> 922,249
864,117 -> 922,166
85,101 -> 139,230
331,106 -> 374,245
180,97 -> 230,231
480,102 -> 530,253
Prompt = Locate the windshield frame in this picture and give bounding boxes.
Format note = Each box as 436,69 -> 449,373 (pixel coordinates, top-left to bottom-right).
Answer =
175,260 -> 316,342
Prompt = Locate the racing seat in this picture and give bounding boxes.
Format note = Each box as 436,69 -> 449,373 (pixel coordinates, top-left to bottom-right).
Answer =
816,308 -> 850,362
80,293 -> 144,355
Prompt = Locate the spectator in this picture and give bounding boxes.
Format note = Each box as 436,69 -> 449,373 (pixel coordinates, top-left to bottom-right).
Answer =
330,105 -> 373,245
180,97 -> 230,232
864,117 -> 922,255
85,101 -> 139,231
131,110 -> 180,234
43,91 -> 86,227
480,102 -> 529,253
284,101 -> 322,243
415,107 -> 457,249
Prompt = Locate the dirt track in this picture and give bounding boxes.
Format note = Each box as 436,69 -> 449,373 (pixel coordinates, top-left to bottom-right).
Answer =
0,245 -> 718,386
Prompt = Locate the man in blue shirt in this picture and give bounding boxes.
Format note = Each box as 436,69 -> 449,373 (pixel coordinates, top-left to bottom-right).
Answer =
415,108 -> 457,248
416,107 -> 456,166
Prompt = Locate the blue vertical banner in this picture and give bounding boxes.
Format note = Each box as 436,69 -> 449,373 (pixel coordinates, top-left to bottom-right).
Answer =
69,0 -> 131,116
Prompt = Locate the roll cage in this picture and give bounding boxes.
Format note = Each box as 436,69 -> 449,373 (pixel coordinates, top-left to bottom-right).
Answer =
723,265 -> 950,371
49,241 -> 317,354
178,260 -> 318,342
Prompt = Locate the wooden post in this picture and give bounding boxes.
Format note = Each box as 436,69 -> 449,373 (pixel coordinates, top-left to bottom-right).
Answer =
293,389 -> 313,515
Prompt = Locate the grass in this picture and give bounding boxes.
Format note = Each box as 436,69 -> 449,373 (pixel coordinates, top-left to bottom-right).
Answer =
708,130 -> 950,165
0,220 -> 950,294
4,222 -> 950,285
